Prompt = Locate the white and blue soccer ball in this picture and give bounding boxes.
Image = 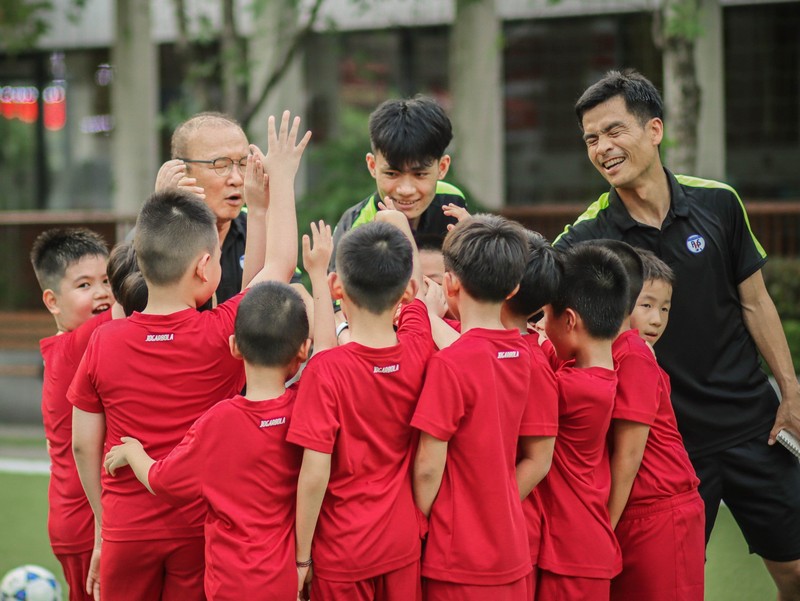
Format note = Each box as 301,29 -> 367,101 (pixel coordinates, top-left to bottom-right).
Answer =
0,565 -> 62,601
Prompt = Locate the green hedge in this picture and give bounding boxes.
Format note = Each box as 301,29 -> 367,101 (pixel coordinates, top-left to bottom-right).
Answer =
762,258 -> 800,372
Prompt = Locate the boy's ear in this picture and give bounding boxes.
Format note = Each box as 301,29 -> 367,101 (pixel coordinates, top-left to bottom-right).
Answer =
400,278 -> 418,303
366,153 -> 377,178
328,272 -> 344,301
564,307 -> 579,332
298,338 -> 312,363
443,271 -> 460,299
437,155 -> 451,180
195,253 -> 212,283
229,334 -> 243,360
504,283 -> 520,301
42,289 -> 60,316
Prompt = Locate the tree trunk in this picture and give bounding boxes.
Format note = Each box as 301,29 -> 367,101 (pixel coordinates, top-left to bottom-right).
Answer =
657,0 -> 702,175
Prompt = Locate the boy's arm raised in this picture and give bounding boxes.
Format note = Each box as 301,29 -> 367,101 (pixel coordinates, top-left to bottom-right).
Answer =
375,199 -> 423,299
240,146 -> 269,289
302,221 -> 336,353
246,111 -> 311,288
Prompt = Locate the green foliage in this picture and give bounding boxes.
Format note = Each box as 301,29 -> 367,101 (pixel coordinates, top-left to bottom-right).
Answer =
782,320 -> 800,373
296,105 -> 374,235
0,0 -> 52,53
662,0 -> 703,41
761,259 -> 800,372
763,258 -> 800,320
0,0 -> 86,53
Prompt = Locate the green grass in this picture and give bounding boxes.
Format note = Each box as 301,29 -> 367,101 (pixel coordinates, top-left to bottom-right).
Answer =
0,471 -> 778,599
0,473 -> 67,594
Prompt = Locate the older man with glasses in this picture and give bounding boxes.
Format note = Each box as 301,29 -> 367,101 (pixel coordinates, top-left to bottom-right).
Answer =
153,112 -> 309,312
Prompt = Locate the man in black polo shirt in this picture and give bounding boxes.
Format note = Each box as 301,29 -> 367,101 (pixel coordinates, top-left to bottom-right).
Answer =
555,69 -> 800,597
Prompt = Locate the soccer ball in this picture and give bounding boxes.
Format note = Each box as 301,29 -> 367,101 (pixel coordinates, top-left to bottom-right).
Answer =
0,565 -> 62,601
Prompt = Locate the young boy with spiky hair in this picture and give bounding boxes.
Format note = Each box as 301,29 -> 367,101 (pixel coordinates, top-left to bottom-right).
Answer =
500,229 -> 561,589
536,244 -> 629,601
31,227 -> 114,601
412,215 -> 545,600
288,207 -> 434,601
610,249 -> 704,601
69,112 -> 309,601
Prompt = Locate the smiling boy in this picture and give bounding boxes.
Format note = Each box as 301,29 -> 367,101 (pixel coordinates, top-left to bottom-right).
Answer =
329,96 -> 466,273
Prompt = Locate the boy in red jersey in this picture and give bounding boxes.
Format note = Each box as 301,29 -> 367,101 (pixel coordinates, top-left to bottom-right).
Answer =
31,228 -> 114,601
288,206 -> 434,601
609,249 -> 704,601
536,244 -> 628,601
100,221 -> 335,601
500,229 -> 561,596
69,111 -> 309,601
412,214 -> 544,601
102,280 -> 313,601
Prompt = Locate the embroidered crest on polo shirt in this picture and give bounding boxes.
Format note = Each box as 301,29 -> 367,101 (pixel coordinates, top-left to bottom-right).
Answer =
686,234 -> 706,254
260,417 -> 286,428
497,351 -> 520,359
145,333 -> 174,342
374,364 -> 400,374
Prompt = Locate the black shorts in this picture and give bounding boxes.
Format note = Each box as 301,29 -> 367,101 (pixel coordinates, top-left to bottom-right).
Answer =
692,430 -> 800,562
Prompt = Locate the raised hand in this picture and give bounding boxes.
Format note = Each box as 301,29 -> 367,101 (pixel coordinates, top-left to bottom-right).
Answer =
264,110 -> 312,181
243,145 -> 269,212
302,221 -> 333,279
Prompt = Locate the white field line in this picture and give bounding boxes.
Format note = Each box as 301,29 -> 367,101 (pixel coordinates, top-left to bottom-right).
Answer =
0,457 -> 50,475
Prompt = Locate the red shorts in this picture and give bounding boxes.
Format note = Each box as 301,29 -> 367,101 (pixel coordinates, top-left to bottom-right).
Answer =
611,489 -> 705,601
537,569 -> 610,601
423,571 -> 534,601
311,560 -> 421,601
100,537 -> 204,601
56,550 -> 93,601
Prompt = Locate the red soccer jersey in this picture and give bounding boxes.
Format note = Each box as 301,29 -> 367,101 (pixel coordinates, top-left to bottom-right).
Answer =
613,331 -> 700,507
148,388 -> 302,601
411,327 -> 544,586
286,299 -> 435,581
613,331 -> 699,506
40,310 -> 112,554
520,331 -> 559,566
68,295 -> 245,542
538,365 -> 622,579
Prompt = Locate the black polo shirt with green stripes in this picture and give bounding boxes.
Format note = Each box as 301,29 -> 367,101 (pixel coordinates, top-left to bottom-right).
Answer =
554,168 -> 777,457
328,181 -> 466,273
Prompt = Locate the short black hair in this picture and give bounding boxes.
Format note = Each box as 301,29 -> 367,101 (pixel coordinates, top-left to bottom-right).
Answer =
336,221 -> 413,314
235,282 -> 309,367
369,96 -> 453,168
30,228 -> 109,292
134,190 -> 218,286
575,69 -> 664,129
551,244 -> 629,339
505,230 -> 560,318
107,242 -> 148,316
580,239 -> 643,314
443,214 -> 527,303
413,232 -> 445,253
637,249 -> 675,286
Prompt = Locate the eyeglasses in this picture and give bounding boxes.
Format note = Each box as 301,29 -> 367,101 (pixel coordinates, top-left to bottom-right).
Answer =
178,156 -> 248,177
